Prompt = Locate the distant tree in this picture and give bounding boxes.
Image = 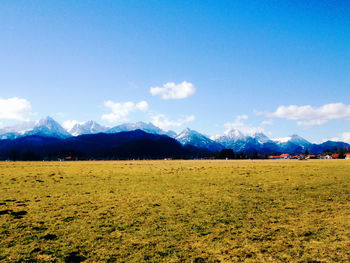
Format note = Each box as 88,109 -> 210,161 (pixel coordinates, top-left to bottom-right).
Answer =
218,149 -> 235,159
21,151 -> 41,161
304,149 -> 309,155
251,151 -> 258,159
338,148 -> 346,158
9,149 -> 19,161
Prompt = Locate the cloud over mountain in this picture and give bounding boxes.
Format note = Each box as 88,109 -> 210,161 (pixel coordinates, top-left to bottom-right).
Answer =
331,132 -> 350,144
0,97 -> 32,121
150,114 -> 195,130
63,120 -> 80,131
223,115 -> 265,136
102,100 -> 149,122
258,103 -> 350,127
296,119 -> 328,127
150,81 -> 195,99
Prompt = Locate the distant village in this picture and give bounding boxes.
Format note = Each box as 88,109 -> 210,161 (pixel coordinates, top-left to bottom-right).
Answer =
53,152 -> 350,161
268,153 -> 350,160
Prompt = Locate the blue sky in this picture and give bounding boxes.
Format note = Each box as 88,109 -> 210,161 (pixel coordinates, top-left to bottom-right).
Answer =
0,1 -> 349,142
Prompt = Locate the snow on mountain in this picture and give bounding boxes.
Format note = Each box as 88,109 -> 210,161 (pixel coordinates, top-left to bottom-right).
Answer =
212,128 -> 249,149
107,121 -> 176,137
1,117 -> 348,155
252,132 -> 271,144
272,137 -> 292,143
24,116 -> 72,138
0,121 -> 35,135
214,129 -> 271,144
222,128 -> 246,141
289,134 -> 312,147
272,134 -> 312,148
212,128 -> 315,153
0,116 -> 72,139
0,121 -> 36,139
68,120 -> 108,136
176,128 -> 224,151
212,129 -> 280,152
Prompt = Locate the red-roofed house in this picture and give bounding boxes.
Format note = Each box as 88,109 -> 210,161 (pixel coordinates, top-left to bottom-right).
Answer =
307,155 -> 317,159
268,154 -> 291,159
268,155 -> 281,159
345,153 -> 350,160
331,153 -> 340,159
280,153 -> 291,159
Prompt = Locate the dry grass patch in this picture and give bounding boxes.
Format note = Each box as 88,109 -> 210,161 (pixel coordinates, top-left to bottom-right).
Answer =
0,160 -> 349,262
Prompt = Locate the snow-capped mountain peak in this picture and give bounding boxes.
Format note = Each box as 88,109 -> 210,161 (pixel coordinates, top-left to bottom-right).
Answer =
69,120 -> 107,136
212,128 -> 266,152
176,128 -> 224,151
176,128 -> 193,140
289,134 -> 312,146
36,116 -> 58,128
252,132 -> 271,144
107,121 -> 176,137
224,128 -> 245,140
272,134 -> 311,146
26,116 -> 72,138
212,128 -> 246,143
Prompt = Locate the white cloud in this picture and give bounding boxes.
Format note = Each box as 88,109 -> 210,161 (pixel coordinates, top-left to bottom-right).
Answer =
135,101 -> 149,111
0,97 -> 32,121
55,112 -> 65,118
261,119 -> 274,126
62,120 -> 80,131
330,132 -> 350,143
260,103 -> 350,120
150,114 -> 195,130
150,81 -> 195,99
296,119 -> 328,127
102,100 -> 149,123
258,102 -> 350,127
224,115 -> 264,135
236,115 -> 248,121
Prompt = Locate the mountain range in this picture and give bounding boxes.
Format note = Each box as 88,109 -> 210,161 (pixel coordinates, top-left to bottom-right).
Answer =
68,120 -> 108,136
176,128 -> 224,152
106,121 -> 177,138
0,116 -> 71,140
0,116 -> 349,157
0,130 -> 208,161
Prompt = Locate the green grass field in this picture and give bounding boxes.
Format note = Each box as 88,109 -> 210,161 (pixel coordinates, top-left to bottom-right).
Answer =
0,160 -> 349,262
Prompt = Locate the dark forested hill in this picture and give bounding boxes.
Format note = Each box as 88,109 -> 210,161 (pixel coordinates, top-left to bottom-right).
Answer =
0,130 -> 210,160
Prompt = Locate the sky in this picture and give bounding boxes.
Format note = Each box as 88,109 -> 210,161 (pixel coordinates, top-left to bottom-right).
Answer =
0,0 -> 350,143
